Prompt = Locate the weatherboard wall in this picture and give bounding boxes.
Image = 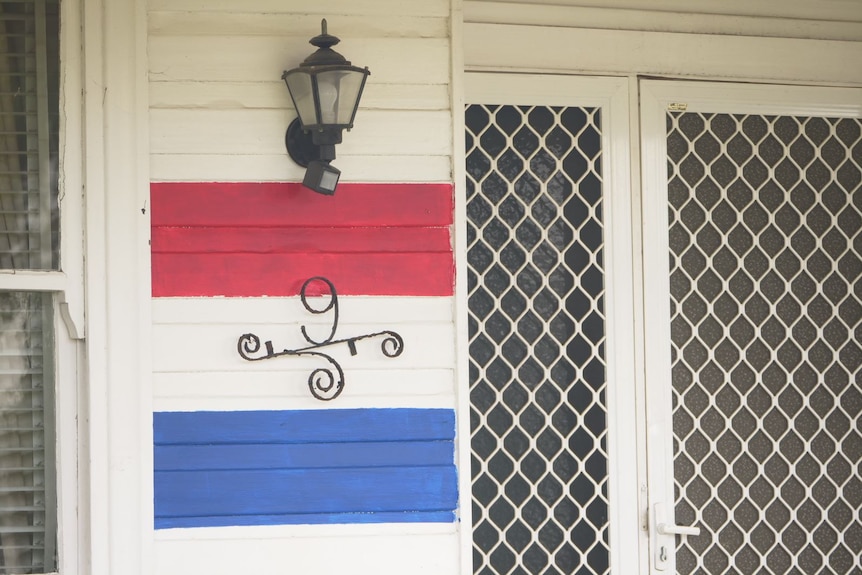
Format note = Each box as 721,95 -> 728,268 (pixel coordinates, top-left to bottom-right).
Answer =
147,2 -> 459,574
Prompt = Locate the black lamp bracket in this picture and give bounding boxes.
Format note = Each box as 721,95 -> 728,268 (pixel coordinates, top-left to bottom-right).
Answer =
285,118 -> 317,168
286,118 -> 341,167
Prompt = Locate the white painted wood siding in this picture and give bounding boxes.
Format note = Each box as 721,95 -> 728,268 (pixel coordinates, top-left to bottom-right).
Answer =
154,524 -> 459,575
150,293 -> 462,572
151,297 -> 456,412
148,2 -> 452,182
147,2 -> 460,573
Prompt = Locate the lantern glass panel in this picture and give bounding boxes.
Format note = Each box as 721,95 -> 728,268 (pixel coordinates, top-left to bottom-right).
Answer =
316,69 -> 367,127
284,71 -> 318,127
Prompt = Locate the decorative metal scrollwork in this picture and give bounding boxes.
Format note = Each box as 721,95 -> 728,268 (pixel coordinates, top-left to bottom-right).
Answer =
237,277 -> 404,401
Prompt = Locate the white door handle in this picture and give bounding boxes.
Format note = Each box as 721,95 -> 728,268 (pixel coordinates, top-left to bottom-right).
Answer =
654,503 -> 701,538
657,522 -> 700,537
653,503 -> 701,571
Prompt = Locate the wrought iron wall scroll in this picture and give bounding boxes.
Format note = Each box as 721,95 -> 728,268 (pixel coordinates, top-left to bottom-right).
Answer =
237,277 -> 404,400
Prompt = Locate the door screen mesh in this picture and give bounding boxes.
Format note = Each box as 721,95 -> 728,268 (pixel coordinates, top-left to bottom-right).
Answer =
466,104 -> 609,575
667,112 -> 862,574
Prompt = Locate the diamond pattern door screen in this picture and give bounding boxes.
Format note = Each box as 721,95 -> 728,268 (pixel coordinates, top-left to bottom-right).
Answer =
466,104 -> 609,575
666,112 -> 862,573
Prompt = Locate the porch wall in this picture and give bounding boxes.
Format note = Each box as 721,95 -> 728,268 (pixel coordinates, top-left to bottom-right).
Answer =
138,0 -> 862,574
146,1 -> 461,574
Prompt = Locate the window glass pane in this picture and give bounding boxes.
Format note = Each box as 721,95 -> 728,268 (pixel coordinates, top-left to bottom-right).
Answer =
0,290 -> 56,573
0,0 -> 60,271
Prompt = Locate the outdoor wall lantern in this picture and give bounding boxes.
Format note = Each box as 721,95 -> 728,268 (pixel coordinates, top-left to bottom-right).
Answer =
282,19 -> 370,195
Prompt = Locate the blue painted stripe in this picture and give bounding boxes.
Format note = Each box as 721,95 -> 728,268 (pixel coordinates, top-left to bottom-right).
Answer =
153,408 -> 458,529
155,440 -> 453,471
156,510 -> 457,530
153,408 -> 456,445
155,467 -> 458,517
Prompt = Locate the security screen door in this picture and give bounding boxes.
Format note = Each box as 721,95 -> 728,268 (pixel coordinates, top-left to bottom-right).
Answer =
465,74 -> 640,575
641,81 -> 862,575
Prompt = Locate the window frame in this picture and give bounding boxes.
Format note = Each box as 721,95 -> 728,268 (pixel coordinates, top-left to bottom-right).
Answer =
0,0 -> 85,572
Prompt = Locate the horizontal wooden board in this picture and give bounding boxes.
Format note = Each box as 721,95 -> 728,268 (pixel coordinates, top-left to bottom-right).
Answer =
147,0 -> 450,18
157,510 -> 455,529
465,23 -> 862,85
152,251 -> 455,297
155,521 -> 457,539
465,1 -> 862,41
154,528 -> 459,575
154,407 -> 455,444
151,226 -> 451,254
476,0 -> 862,21
152,296 -> 453,325
149,12 -> 449,38
153,408 -> 457,529
156,440 -> 453,471
149,109 -> 452,156
148,81 -> 450,111
155,468 -> 457,525
149,153 -> 452,183
150,183 -> 453,227
153,394 -> 456,413
151,322 -> 455,372
152,369 -> 456,412
149,36 -> 449,84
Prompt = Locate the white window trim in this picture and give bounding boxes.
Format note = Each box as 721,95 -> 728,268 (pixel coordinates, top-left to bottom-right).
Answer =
0,0 -> 152,573
80,0 -> 153,574
58,0 -> 84,573
0,1 -> 83,572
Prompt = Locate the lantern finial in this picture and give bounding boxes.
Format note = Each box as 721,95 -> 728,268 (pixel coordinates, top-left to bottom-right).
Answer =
308,18 -> 340,52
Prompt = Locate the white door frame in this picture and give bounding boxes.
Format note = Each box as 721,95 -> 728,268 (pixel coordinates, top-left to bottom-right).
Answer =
639,79 -> 862,574
460,72 -> 644,575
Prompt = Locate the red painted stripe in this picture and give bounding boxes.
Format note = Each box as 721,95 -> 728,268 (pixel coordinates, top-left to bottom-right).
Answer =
151,226 -> 452,254
150,182 -> 454,297
152,252 -> 454,297
150,182 -> 453,227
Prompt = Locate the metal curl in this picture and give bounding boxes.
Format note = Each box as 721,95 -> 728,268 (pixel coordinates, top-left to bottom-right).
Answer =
305,353 -> 346,401
238,333 -> 263,360
379,331 -> 404,358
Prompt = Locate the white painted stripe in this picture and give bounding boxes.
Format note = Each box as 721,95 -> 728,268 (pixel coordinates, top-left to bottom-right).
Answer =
148,12 -> 449,39
149,153 -> 452,183
152,323 -> 454,371
154,525 -> 459,575
149,81 -> 450,112
149,36 -> 449,84
149,109 -> 452,156
155,521 -> 457,540
152,369 -> 456,411
152,297 -> 457,409
147,0 -> 450,18
152,296 -> 453,326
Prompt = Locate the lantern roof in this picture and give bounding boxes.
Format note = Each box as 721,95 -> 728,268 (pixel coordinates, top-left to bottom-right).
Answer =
297,19 -> 354,69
